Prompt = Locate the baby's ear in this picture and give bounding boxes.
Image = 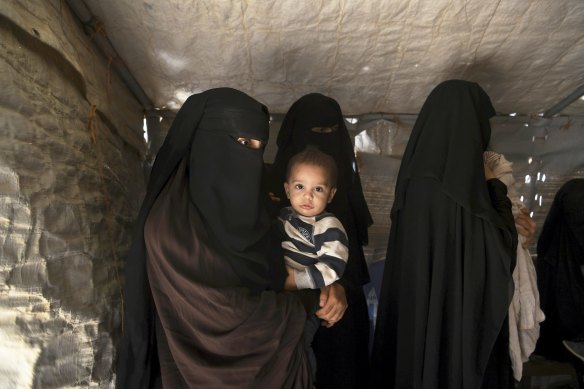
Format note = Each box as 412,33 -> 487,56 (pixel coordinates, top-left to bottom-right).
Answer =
328,187 -> 337,203
283,182 -> 290,198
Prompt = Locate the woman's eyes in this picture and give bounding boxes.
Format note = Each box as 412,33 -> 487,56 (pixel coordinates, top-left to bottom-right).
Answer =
235,137 -> 263,150
311,124 -> 338,133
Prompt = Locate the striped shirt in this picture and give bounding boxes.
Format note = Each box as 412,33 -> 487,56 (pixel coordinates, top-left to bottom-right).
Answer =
279,206 -> 349,289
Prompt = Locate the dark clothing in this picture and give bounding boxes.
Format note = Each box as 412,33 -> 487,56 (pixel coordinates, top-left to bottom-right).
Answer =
268,93 -> 373,388
116,88 -> 312,388
371,80 -> 517,389
480,316 -> 515,389
305,313 -> 320,381
536,179 -> 584,361
145,159 -> 311,388
312,283 -> 371,388
372,178 -> 516,388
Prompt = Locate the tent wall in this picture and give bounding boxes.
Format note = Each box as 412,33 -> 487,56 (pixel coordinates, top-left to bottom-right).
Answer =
0,1 -> 145,387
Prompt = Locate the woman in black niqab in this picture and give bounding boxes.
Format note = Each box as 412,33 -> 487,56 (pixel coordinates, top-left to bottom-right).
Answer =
116,88 -> 312,388
371,80 -> 517,388
268,93 -> 373,388
536,179 -> 584,361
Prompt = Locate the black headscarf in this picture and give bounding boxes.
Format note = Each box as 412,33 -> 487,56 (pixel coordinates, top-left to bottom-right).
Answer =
117,88 -> 277,388
536,179 -> 584,359
141,88 -> 271,289
392,79 -> 504,227
270,93 -> 372,280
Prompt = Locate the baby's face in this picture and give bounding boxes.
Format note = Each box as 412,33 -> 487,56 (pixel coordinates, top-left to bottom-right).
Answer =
284,163 -> 336,218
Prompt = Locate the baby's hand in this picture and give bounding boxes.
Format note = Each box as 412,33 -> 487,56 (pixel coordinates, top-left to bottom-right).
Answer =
316,284 -> 348,327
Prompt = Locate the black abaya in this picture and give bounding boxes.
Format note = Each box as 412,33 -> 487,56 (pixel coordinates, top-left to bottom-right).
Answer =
116,88 -> 312,388
371,80 -> 517,388
536,179 -> 584,361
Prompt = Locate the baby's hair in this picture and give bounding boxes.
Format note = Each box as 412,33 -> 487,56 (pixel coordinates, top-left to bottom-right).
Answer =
286,146 -> 338,187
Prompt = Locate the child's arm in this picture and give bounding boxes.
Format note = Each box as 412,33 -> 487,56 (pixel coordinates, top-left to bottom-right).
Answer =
289,222 -> 349,289
311,216 -> 349,287
280,214 -> 348,290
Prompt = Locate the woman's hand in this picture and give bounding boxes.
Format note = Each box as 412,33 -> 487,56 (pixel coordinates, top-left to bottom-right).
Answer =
515,207 -> 537,248
484,162 -> 496,180
316,283 -> 348,328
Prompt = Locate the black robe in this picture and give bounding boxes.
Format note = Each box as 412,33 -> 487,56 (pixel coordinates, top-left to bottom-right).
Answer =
268,93 -> 373,388
371,80 -> 517,388
116,88 -> 312,388
536,179 -> 584,361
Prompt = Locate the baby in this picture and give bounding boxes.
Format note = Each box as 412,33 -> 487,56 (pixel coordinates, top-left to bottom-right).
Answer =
278,146 -> 349,378
279,147 -> 348,292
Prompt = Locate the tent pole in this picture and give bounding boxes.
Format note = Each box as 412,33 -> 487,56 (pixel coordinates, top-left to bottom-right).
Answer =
543,84 -> 584,118
65,0 -> 154,111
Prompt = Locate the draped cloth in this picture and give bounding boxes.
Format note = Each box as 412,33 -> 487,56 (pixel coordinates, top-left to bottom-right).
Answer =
116,88 -> 312,388
484,151 -> 545,381
536,179 -> 584,361
371,80 -> 517,389
268,93 -> 373,388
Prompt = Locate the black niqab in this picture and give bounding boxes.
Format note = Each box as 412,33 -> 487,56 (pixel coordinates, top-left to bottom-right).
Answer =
189,95 -> 272,286
140,88 -> 272,290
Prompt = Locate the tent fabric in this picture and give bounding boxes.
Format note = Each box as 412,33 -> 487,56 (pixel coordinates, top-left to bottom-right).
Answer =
83,0 -> 584,116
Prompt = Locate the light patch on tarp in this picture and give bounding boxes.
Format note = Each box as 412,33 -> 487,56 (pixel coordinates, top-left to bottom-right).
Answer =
355,118 -> 403,157
0,303 -> 41,389
157,50 -> 187,73
82,0 -> 584,115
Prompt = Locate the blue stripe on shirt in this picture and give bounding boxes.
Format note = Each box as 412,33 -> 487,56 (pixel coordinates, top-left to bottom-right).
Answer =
283,248 -> 317,266
318,254 -> 347,277
314,227 -> 349,248
308,267 -> 326,288
288,236 -> 314,254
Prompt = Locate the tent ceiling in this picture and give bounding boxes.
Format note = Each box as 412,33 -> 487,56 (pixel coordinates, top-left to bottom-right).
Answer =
83,0 -> 584,116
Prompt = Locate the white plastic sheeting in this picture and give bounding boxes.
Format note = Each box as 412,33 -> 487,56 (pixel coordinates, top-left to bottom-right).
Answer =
83,0 -> 584,115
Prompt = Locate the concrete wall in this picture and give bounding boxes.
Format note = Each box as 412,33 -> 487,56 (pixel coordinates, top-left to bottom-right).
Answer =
0,1 -> 145,387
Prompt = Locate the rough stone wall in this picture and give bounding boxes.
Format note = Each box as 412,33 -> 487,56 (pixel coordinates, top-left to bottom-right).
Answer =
0,1 -> 145,388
